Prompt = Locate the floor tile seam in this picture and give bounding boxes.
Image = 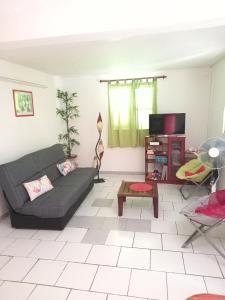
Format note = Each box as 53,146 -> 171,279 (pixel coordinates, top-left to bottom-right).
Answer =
24,282 -> 37,300
181,252 -> 187,275
215,255 -> 225,279
191,248 -> 225,256
31,231 -> 62,242
54,241 -> 68,261
131,230 -> 135,248
84,244 -> 95,264
0,230 -> 14,238
149,248 -> 151,271
29,241 -> 67,260
220,238 -> 225,251
202,276 -> 209,294
177,268 -> 224,279
184,251 -> 225,259
0,280 -> 37,294
126,267 -> 133,297
165,272 -> 169,300
16,239 -> 41,258
0,255 -> 12,271
0,238 -> 16,253
115,245 -> 122,267
65,288 -> 73,300
89,264 -> 100,292
174,221 -> 178,235
53,260 -> 69,286
1,237 -> 37,255
204,275 -> 225,282
21,257 -> 39,282
160,234 -> 163,251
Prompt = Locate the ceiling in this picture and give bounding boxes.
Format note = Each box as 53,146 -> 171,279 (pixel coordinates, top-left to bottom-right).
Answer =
0,0 -> 225,76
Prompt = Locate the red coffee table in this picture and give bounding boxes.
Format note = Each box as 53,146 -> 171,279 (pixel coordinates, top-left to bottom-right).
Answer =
117,181 -> 158,218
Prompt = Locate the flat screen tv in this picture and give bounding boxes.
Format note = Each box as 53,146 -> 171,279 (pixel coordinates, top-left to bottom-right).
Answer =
149,113 -> 185,135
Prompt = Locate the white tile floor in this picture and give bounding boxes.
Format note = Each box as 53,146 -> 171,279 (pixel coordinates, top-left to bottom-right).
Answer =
0,173 -> 225,300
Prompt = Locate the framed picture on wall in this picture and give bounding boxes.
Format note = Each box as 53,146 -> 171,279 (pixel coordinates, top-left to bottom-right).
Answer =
13,90 -> 34,117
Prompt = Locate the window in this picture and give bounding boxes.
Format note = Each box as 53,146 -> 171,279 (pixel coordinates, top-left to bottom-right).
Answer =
136,85 -> 153,129
108,80 -> 157,147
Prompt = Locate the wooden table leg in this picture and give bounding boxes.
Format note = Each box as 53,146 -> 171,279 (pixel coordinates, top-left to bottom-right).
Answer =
153,196 -> 158,218
118,196 -> 125,216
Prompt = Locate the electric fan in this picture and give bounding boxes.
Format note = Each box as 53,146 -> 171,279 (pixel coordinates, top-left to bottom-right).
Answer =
198,137 -> 225,191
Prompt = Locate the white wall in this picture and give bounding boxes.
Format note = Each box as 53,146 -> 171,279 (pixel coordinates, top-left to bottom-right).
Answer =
208,57 -> 225,189
0,59 -> 58,216
61,68 -> 211,173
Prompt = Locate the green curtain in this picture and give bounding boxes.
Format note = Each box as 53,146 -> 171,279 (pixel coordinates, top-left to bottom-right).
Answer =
108,79 -> 157,147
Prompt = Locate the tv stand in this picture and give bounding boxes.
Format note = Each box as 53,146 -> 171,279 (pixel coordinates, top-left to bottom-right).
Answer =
145,135 -> 185,183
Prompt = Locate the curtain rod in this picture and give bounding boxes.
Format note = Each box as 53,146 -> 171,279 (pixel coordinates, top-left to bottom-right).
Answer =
99,75 -> 167,83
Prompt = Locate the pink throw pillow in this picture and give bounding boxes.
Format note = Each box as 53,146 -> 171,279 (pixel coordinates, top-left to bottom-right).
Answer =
57,160 -> 75,176
23,175 -> 53,201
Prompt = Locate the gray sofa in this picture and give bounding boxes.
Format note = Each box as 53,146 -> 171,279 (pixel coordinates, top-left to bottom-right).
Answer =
0,144 -> 97,229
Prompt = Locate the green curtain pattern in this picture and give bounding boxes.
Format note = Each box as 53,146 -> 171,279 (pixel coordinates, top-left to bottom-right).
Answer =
108,79 -> 157,147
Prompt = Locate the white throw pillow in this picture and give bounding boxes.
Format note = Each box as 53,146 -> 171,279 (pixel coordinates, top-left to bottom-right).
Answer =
57,160 -> 75,176
23,175 -> 53,201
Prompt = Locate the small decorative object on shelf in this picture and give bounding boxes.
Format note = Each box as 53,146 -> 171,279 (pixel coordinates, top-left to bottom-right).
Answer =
94,113 -> 105,183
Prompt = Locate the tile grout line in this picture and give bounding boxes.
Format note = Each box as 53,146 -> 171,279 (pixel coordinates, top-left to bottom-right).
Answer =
84,244 -> 94,263
24,283 -> 37,300
65,288 -> 72,300
53,261 -> 68,286
126,268 -> 132,297
203,276 -> 209,294
115,246 -> 122,267
54,241 -> 68,260
149,249 -> 151,270
88,264 -> 99,292
215,255 -> 225,279
181,252 -> 187,275
21,258 -> 40,282
166,272 -> 169,300
0,255 -> 13,271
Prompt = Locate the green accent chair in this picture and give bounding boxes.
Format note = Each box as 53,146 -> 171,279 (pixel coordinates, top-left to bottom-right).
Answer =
176,158 -> 212,199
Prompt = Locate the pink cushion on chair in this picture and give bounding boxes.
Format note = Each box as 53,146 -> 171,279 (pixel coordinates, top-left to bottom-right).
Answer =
129,183 -> 152,192
185,165 -> 205,177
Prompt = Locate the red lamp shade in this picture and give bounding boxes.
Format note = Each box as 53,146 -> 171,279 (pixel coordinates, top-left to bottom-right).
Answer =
97,113 -> 103,133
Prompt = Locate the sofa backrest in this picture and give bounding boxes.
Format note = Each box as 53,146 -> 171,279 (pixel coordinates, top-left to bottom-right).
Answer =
0,144 -> 65,210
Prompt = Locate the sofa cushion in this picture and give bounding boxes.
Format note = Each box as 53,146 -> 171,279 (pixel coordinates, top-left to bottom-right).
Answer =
23,175 -> 54,201
57,160 -> 75,176
34,144 -> 66,173
16,185 -> 84,218
54,168 -> 97,186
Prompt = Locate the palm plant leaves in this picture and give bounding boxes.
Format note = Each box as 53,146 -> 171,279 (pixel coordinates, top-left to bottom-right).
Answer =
57,89 -> 80,157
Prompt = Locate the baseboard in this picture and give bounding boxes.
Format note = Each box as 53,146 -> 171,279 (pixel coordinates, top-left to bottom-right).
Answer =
101,171 -> 144,175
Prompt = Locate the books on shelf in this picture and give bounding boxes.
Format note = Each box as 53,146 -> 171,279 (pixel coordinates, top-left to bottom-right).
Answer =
155,156 -> 168,164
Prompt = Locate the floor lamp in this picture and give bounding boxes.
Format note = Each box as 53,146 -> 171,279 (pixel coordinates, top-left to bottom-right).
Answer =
94,113 -> 105,183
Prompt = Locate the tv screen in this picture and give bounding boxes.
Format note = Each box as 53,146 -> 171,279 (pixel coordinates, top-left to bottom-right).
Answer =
149,113 -> 185,135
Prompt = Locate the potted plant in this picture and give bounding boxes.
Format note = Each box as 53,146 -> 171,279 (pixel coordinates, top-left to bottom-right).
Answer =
56,89 -> 79,157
